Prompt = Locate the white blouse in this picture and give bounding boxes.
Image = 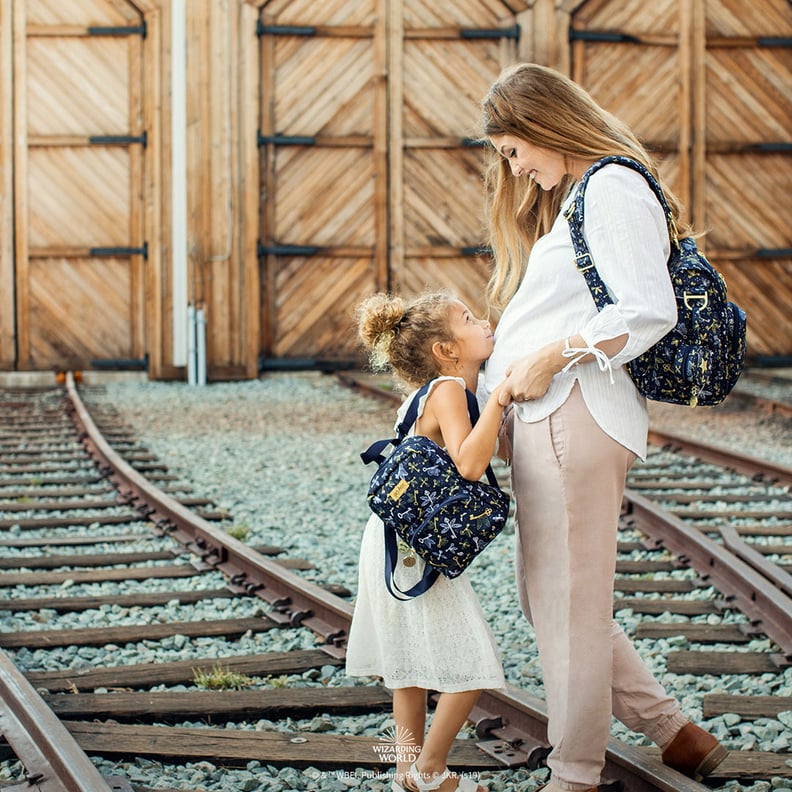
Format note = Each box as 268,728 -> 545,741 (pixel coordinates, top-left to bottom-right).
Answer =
482,163 -> 677,460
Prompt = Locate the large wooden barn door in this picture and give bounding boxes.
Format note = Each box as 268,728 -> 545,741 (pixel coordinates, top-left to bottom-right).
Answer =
13,0 -> 147,370
387,1 -> 519,316
256,0 -> 388,364
570,0 -> 792,359
255,0 -> 521,364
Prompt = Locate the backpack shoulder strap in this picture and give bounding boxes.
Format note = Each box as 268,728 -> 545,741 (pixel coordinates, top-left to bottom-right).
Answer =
566,156 -> 679,249
362,381 -> 482,466
360,382 -> 432,466
563,156 -> 678,312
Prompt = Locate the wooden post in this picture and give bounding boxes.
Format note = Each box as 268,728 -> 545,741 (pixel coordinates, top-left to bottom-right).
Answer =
388,0 -> 404,290
0,0 -> 14,368
678,0 -> 693,231
373,0 -> 388,292
129,14 -> 146,362
239,0 -> 261,378
691,0 -> 707,245
143,2 -> 165,380
12,0 -> 29,368
258,5 -> 276,358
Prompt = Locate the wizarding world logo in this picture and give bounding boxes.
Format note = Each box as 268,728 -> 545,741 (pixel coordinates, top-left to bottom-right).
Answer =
371,725 -> 421,763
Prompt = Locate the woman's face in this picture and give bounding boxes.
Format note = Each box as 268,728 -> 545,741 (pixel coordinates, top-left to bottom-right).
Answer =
489,133 -> 571,190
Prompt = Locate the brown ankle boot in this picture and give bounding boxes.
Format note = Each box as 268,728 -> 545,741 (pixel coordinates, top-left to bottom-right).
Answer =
661,722 -> 728,781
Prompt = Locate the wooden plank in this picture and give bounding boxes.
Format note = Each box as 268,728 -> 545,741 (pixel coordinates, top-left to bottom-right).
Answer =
240,1 -> 262,377
63,722 -> 502,768
670,508 -> 792,519
259,7 -> 277,357
703,693 -> 792,719
666,651 -> 786,675
678,0 -> 692,219
373,0 -> 388,291
635,623 -> 754,643
27,649 -> 343,691
613,578 -> 696,593
691,0 -> 707,232
0,531 -> 143,547
129,19 -> 145,360
0,548 -> 182,569
13,0 -> 30,367
142,4 -> 164,379
615,560 -> 678,573
44,687 -> 392,720
388,0 -> 405,281
0,563 -> 201,586
0,0 -> 14,368
613,597 -> 719,615
206,0 -> 235,371
0,615 -> 278,649
734,523 -> 792,537
0,587 -> 235,612
0,508 -> 228,529
25,1 -> 130,27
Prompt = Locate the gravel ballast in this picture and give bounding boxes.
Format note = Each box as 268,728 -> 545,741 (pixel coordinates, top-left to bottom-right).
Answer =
3,372 -> 791,791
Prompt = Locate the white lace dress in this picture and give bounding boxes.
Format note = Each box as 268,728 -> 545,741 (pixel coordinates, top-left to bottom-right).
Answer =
345,377 -> 505,692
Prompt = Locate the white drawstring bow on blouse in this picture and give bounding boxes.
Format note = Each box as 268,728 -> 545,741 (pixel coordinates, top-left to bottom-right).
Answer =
561,339 -> 615,384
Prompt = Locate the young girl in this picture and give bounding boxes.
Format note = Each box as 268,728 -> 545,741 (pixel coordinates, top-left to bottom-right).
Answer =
345,291 -> 507,792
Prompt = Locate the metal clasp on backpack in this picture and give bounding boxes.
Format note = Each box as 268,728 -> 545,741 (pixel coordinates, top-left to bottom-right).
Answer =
683,292 -> 708,310
575,252 -> 595,272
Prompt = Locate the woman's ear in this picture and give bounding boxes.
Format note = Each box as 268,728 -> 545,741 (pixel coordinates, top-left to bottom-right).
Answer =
432,340 -> 458,367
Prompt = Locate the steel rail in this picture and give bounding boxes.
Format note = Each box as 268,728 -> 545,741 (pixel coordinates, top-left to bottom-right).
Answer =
64,373 -> 354,659
647,428 -> 792,487
0,627 -> 112,791
623,489 -> 792,659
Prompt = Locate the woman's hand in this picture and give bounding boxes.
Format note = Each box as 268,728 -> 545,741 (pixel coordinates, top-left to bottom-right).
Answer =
498,341 -> 565,405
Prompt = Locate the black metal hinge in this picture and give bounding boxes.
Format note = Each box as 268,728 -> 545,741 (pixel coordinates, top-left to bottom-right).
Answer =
749,143 -> 792,152
90,242 -> 148,259
257,241 -> 319,257
460,25 -> 519,40
88,22 -> 146,38
256,22 -> 316,37
88,132 -> 147,148
257,132 -> 316,147
461,245 -> 493,257
758,37 -> 792,47
569,30 -> 640,43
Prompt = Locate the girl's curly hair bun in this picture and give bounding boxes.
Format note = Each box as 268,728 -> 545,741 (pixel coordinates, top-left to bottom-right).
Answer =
356,293 -> 406,370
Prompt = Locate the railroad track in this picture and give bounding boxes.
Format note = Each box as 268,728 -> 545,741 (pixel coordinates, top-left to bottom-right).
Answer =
0,372 -> 790,791
712,371 -> 792,420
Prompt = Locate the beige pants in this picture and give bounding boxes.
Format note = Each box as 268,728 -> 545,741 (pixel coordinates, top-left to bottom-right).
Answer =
509,385 -> 687,791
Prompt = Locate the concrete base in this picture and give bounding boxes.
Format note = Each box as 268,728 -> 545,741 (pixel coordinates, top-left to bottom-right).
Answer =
0,371 -> 149,388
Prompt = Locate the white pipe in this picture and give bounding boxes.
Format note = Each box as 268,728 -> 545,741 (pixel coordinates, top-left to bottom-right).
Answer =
187,304 -> 197,386
196,308 -> 207,386
171,0 -> 188,369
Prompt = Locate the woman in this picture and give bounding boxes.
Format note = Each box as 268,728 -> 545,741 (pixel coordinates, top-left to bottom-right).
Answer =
479,63 -> 728,792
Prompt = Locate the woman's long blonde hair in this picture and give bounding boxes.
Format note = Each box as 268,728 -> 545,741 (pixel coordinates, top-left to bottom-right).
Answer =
481,63 -> 688,312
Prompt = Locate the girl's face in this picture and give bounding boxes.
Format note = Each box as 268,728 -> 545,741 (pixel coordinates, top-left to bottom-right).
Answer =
447,300 -> 494,364
489,133 -> 573,190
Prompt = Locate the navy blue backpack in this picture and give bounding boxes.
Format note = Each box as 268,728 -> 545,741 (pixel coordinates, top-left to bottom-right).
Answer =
565,156 -> 747,407
361,384 -> 510,600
